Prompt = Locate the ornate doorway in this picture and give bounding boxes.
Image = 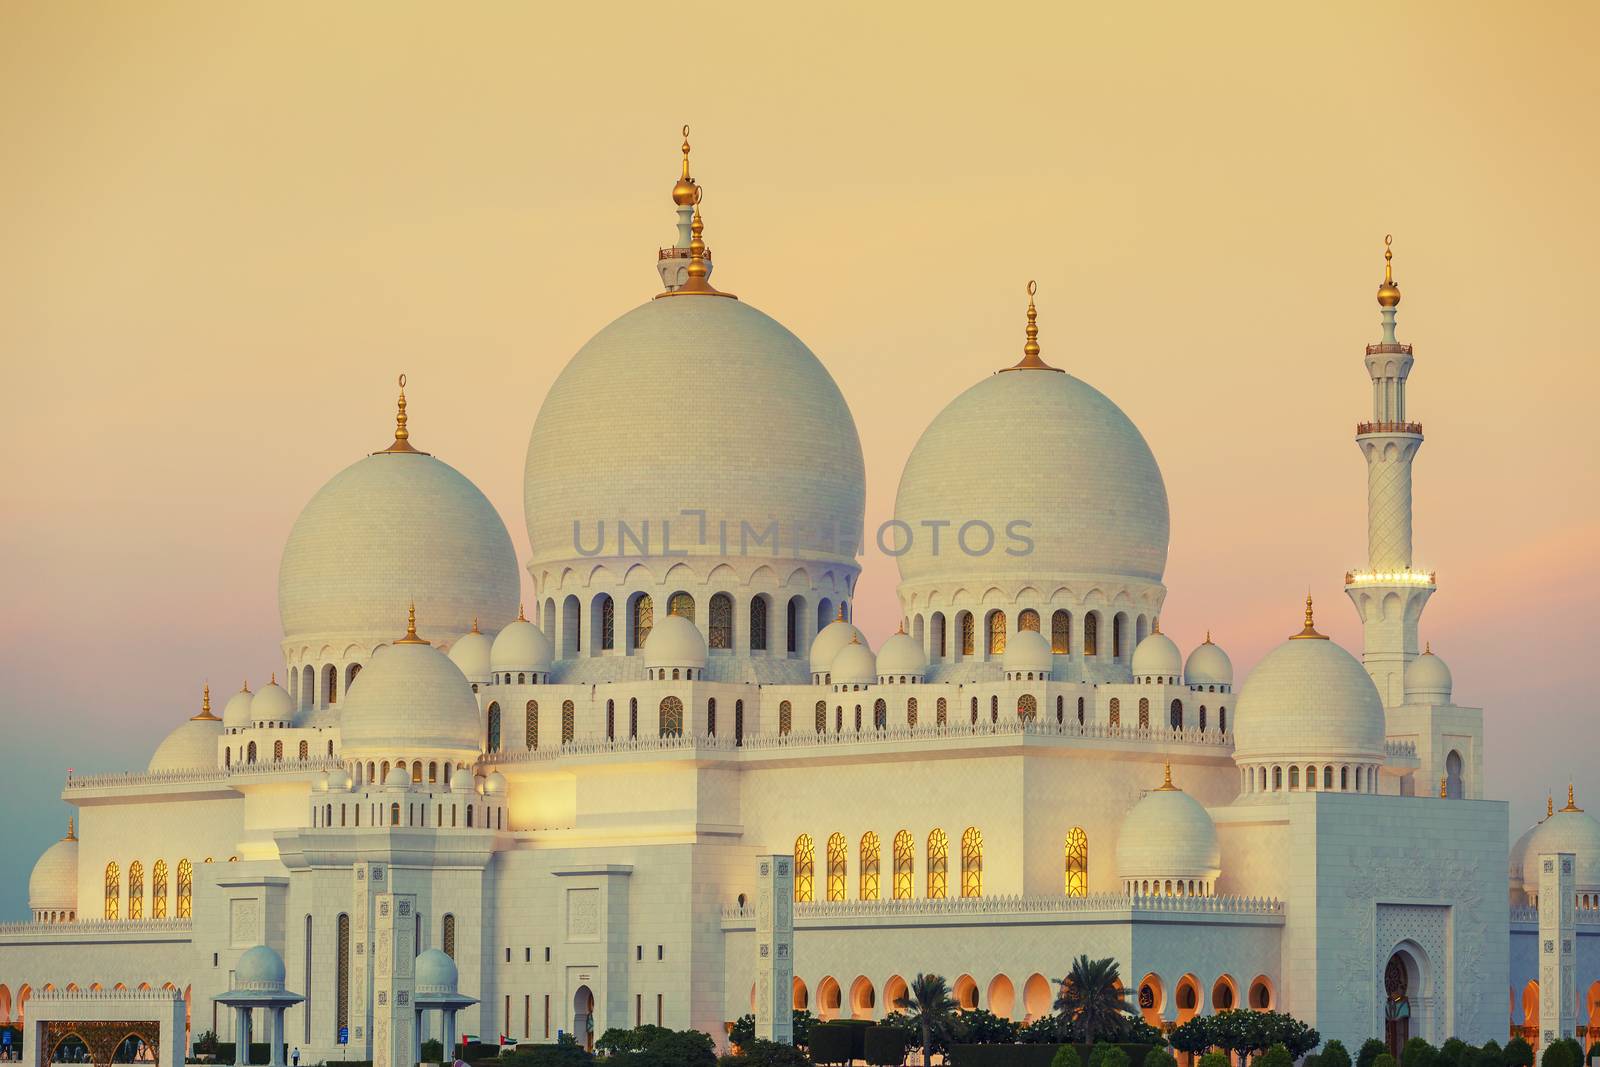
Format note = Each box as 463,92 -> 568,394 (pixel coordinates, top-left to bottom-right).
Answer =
572,986 -> 595,1052
1384,954 -> 1411,1056
44,1021 -> 160,1066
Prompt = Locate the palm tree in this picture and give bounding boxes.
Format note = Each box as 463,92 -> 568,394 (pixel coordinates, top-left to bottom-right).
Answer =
897,972 -> 957,1066
1055,955 -> 1135,1045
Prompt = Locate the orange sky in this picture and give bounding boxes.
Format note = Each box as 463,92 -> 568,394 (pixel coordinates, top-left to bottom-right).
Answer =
1,2 -> 1596,917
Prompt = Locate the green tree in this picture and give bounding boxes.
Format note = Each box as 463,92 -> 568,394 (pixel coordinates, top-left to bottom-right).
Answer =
1375,1056 -> 1398,1067
1090,1045 -> 1133,1067
1146,1049 -> 1180,1067
791,1010 -> 816,1050
1402,1038 -> 1439,1067
1540,1041 -> 1576,1067
1359,1041 -> 1391,1067
1321,1039 -> 1353,1067
1200,1054 -> 1232,1067
1170,1015 -> 1216,1062
1257,1045 -> 1294,1067
954,1009 -> 1017,1045
1053,1048 -> 1084,1067
716,1039 -> 810,1067
729,1015 -> 756,1051
1056,956 -> 1136,1046
1440,1040 -> 1471,1067
1506,1039 -> 1535,1067
1474,1049 -> 1506,1067
896,973 -> 957,1067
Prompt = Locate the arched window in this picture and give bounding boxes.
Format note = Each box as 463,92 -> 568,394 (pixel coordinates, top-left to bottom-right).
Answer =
735,699 -> 745,746
786,596 -> 801,654
815,701 -> 826,734
936,697 -> 947,726
1084,612 -> 1099,656
176,860 -> 192,918
660,696 -> 684,737
1138,698 -> 1150,729
598,594 -> 615,651
668,591 -> 695,620
1018,694 -> 1037,721
927,829 -> 949,899
1340,766 -> 1350,791
960,827 -> 983,898
487,703 -> 502,752
1109,698 -> 1120,728
526,701 -> 539,750
750,597 -> 768,652
860,832 -> 881,900
346,663 -> 362,692
104,861 -> 120,920
1113,613 -> 1125,658
990,695 -> 999,723
1065,827 -> 1088,897
1051,610 -> 1071,654
1019,608 -> 1040,632
873,699 -> 887,730
709,593 -> 734,649
274,740 -> 284,762
442,913 -> 456,959
959,612 -> 975,657
629,697 -> 638,739
1199,706 -> 1208,732
1289,765 -> 1300,789
779,701 -> 792,736
893,830 -> 914,899
907,697 -> 918,727
854,705 -> 862,732
336,913 -> 351,1034
561,700 -> 575,744
325,664 -> 338,705
1323,765 -> 1334,789
632,593 -> 654,649
827,833 -> 847,901
708,698 -> 718,737
1219,706 -> 1228,733
1056,695 -> 1064,723
298,740 -> 309,761
1273,766 -> 1283,790
1445,750 -> 1464,798
970,697 -> 979,724
987,611 -> 1007,655
151,860 -> 168,919
247,741 -> 257,764
1170,699 -> 1183,730
389,802 -> 400,825
127,861 -> 144,920
794,835 -> 815,902
1077,697 -> 1085,725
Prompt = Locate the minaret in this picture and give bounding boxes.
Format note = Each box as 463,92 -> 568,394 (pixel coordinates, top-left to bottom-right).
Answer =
1345,236 -> 1435,707
657,125 -> 715,291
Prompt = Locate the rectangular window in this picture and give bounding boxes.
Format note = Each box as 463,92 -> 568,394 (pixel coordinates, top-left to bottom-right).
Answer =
656,994 -> 663,1027
524,947 -> 531,963
505,947 -> 511,963
636,945 -> 642,961
544,994 -> 551,1038
635,994 -> 642,1027
504,995 -> 511,1037
657,945 -> 664,960
544,947 -> 551,962
523,995 -> 529,1039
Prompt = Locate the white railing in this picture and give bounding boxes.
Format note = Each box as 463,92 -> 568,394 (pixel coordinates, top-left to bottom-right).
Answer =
722,892 -> 1282,921
0,918 -> 192,937
31,988 -> 183,1002
1510,906 -> 1537,923
64,757 -> 345,791
483,734 -> 735,766
1385,739 -> 1418,758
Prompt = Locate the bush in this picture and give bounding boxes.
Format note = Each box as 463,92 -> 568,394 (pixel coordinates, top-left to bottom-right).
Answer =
1360,1041 -> 1391,1067
1200,1054 -> 1231,1067
1257,1045 -> 1294,1067
1090,1045 -> 1133,1067
864,1026 -> 910,1066
1404,1038 -> 1440,1067
421,1039 -> 444,1063
1322,1040 -> 1354,1067
500,1045 -> 591,1067
807,1024 -> 854,1066
1506,1040 -> 1536,1067
1375,1056 -> 1398,1067
1054,1049 -> 1083,1067
1441,1040 -> 1472,1067
950,1046 -> 1062,1067
729,1016 -> 757,1051
1541,1042 -> 1578,1067
1472,1050 -> 1503,1067
957,1010 -> 1020,1045
717,1040 -> 810,1067
1145,1050 -> 1179,1067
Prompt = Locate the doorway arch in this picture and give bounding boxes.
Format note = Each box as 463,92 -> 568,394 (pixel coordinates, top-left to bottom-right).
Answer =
1384,942 -> 1428,1054
572,985 -> 595,1052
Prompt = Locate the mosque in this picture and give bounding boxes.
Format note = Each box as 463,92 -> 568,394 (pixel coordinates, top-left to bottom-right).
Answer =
2,130 -> 1598,1065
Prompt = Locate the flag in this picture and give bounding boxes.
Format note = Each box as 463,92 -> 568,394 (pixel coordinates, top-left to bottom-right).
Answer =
498,1035 -> 515,1047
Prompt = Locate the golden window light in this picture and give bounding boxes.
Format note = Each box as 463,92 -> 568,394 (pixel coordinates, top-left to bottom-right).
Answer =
1018,694 -> 1037,721
827,832 -> 847,902
961,827 -> 983,898
927,829 -> 949,899
1065,827 -> 1089,897
709,592 -> 733,650
907,697 -> 918,727
562,700 -> 575,745
960,613 -> 975,656
659,696 -> 684,737
859,832 -> 881,900
1109,697 -> 1121,728
1138,698 -> 1150,729
1019,608 -> 1040,632
176,859 -> 192,918
104,862 -> 119,921
633,594 -> 654,648
1051,610 -> 1071,654
600,594 -> 615,651
151,860 -> 168,919
779,700 -> 792,736
526,701 -> 539,750
668,591 -> 695,620
794,835 -> 815,903
127,861 -> 144,920
1084,612 -> 1099,656
987,611 -> 1007,655
893,830 -> 915,900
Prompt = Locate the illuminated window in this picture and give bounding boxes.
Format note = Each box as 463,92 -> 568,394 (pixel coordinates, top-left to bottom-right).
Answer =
1019,609 -> 1040,632
668,591 -> 695,620
960,827 -> 983,898
1018,694 -> 1037,721
860,832 -> 881,900
827,833 -> 847,901
709,593 -> 733,650
562,700 -> 575,744
1065,827 -> 1089,896
815,701 -> 826,734
526,701 -> 539,750
936,697 -> 947,726
442,913 -> 456,958
960,613 -> 975,656
907,697 -> 918,727
599,594 -> 615,651
1051,610 -> 1071,654
750,597 -> 768,652
104,862 -> 119,920
1084,612 -> 1099,656
795,835 -> 815,902
927,830 -> 949,899
151,860 -> 168,919
779,700 -> 792,736
987,612 -> 1007,655
1109,698 -> 1120,728
1138,698 -> 1150,729
487,703 -> 502,752
128,861 -> 144,920
659,696 -> 684,738
892,830 -> 914,899
176,860 -> 192,918
632,594 -> 654,648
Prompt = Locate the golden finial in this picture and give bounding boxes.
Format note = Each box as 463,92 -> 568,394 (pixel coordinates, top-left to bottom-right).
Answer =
897,620 -> 907,635
672,125 -> 698,206
1548,793 -> 1555,819
66,818 -> 75,841
1424,641 -> 1432,655
657,183 -> 736,300
1377,234 -> 1401,308
1152,617 -> 1161,635
1157,759 -> 1177,791
1290,593 -> 1328,640
836,603 -> 847,623
471,616 -> 481,634
1562,784 -> 1583,813
1439,776 -> 1448,798
241,678 -> 251,693
1000,280 -> 1063,373
1204,630 -> 1212,644
270,671 -> 276,685
396,600 -> 429,645
192,682 -> 221,721
517,603 -> 527,622
376,374 -> 430,456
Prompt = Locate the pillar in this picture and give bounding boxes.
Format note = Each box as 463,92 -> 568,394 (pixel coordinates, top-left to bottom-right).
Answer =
269,1009 -> 285,1067
372,892 -> 416,1067
754,854 -> 795,1043
1538,851 -> 1577,1046
442,1009 -> 457,1061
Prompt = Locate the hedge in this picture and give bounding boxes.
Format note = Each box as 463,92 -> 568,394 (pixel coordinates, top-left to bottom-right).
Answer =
863,1026 -> 910,1066
951,1043 -> 1157,1067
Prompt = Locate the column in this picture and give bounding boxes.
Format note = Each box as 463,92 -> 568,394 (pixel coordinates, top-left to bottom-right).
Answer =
442,1010 -> 456,1061
269,1009 -> 285,1067
1538,851 -> 1577,1046
233,1009 -> 248,1067
755,854 -> 795,1043
372,892 -> 417,1067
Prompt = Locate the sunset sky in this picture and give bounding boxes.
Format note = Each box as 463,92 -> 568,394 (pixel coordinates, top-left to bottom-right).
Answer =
2,2 -> 1596,919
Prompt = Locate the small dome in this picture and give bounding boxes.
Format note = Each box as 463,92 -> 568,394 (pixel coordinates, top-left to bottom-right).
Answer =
644,614 -> 708,670
1003,629 -> 1054,675
235,945 -> 287,990
251,680 -> 294,725
416,948 -> 459,993
148,717 -> 222,773
28,828 -> 78,914
876,629 -> 929,679
490,615 -> 553,674
1405,647 -> 1452,703
339,639 -> 482,762
1184,636 -> 1233,688
449,625 -> 494,679
1522,797 -> 1600,891
326,767 -> 351,792
809,616 -> 865,674
451,771 -> 474,795
1116,772 -> 1222,885
484,771 -> 508,796
830,638 -> 876,686
1131,631 -> 1182,680
1510,820 -> 1539,887
222,685 -> 255,732
385,765 -> 413,790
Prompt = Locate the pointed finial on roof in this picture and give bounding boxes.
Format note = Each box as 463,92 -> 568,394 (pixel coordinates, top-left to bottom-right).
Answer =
1548,793 -> 1555,819
1157,759 -> 1177,791
1152,617 -> 1161,635
1290,593 -> 1328,640
471,616 -> 481,634
1000,280 -> 1063,373
1377,234 -> 1401,309
837,603 -> 847,623
1204,630 -> 1212,644
66,818 -> 75,841
672,125 -> 698,206
517,603 -> 527,622
241,679 -> 251,693
376,374 -> 430,455
396,600 -> 429,645
192,682 -> 221,721
270,672 -> 276,685
656,182 -> 736,300
1424,641 -> 1432,655
1440,776 -> 1448,798
897,620 -> 907,635
1562,784 -> 1583,813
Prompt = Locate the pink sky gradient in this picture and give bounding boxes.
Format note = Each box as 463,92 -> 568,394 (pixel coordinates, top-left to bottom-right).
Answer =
2,3 -> 1597,918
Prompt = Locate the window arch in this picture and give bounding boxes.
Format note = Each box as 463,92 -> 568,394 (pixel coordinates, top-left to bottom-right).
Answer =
815,701 -> 826,734
907,697 -> 918,727
526,701 -> 539,750
970,697 -> 978,724
104,861 -> 119,920
794,835 -> 815,902
127,861 -> 144,920
298,740 -> 309,761
749,596 -> 768,652
1109,698 -> 1120,728
442,913 -> 456,958
927,829 -> 949,899
959,612 -> 975,657
990,694 -> 999,723
597,593 -> 615,651
561,700 -> 575,744
247,741 -> 257,764
826,832 -> 848,901
151,859 -> 168,919
1219,706 -> 1228,733
1446,749 -> 1464,798
1018,694 -> 1037,721
1051,610 -> 1071,654
1084,612 -> 1099,656
632,593 -> 654,649
324,663 -> 338,705
1170,699 -> 1183,730
1199,706 -> 1207,732
1289,765 -> 1300,789
668,591 -> 695,620
860,832 -> 881,900
893,830 -> 914,899
336,913 -> 351,1035
709,592 -> 734,649
987,611 -> 1007,655
1019,608 -> 1040,632
273,740 -> 283,762
1065,827 -> 1088,897
1138,698 -> 1150,729
735,699 -> 744,746
708,697 -> 718,736
629,697 -> 638,739
873,699 -> 887,730
1077,697 -> 1085,725
659,696 -> 684,737
779,700 -> 792,736
960,827 -> 983,898
487,703 -> 502,752
786,596 -> 801,654
936,697 -> 947,726
176,859 -> 192,918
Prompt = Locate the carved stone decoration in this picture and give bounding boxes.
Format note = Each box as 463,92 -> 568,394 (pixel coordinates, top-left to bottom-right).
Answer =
45,1021 -> 160,1067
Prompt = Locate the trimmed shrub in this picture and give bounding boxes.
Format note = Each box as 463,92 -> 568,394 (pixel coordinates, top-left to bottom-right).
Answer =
1054,1049 -> 1082,1067
1090,1045 -> 1133,1067
1145,1050 -> 1179,1067
421,1039 -> 444,1063
1360,1041 -> 1391,1067
1473,1050 -> 1503,1067
951,1046 -> 1062,1067
807,1024 -> 854,1066
718,1040 -> 811,1067
1541,1042 -> 1577,1067
1375,1056 -> 1399,1067
1201,1055 -> 1231,1067
1404,1038 -> 1440,1067
1506,1040 -> 1536,1067
1441,1040 -> 1472,1067
864,1026 -> 910,1066
1257,1045 -> 1294,1067
1322,1040 -> 1354,1067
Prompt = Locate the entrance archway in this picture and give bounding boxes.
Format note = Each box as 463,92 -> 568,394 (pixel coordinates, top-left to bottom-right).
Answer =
572,985 -> 595,1052
1384,944 -> 1427,1055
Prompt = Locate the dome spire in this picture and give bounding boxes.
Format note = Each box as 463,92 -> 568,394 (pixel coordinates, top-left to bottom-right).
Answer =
1376,234 -> 1402,346
518,603 -> 527,622
1152,617 -> 1161,635
657,185 -> 736,300
1562,784 -> 1583,813
1439,775 -> 1448,798
1000,280 -> 1063,373
396,600 -> 430,645
1290,593 -> 1328,640
672,124 -> 697,207
66,818 -> 75,841
1157,759 -> 1178,791
191,682 -> 220,722
376,374 -> 430,456
1548,793 -> 1555,819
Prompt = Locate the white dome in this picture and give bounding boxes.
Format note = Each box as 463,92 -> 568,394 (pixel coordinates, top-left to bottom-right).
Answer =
251,680 -> 293,724
484,771 -> 508,796
1115,777 -> 1222,884
1232,623 -> 1387,766
1405,647 -> 1452,703
1522,800 -> 1600,891
876,630 -> 929,679
489,616 -> 552,674
1510,820 -> 1539,886
451,771 -> 475,794
221,686 -> 255,732
644,614 -> 708,670
1003,629 -> 1054,674
830,638 -> 876,686
28,830 -> 78,914
523,296 -> 864,572
339,640 -> 483,761
448,626 -> 494,679
385,765 -> 412,789
1184,637 -> 1234,688
416,948 -> 459,993
148,716 -> 222,773
1131,631 -> 1182,680
326,767 -> 351,792
235,945 -> 287,990
279,446 -> 519,649
810,617 -> 865,674
895,367 -> 1168,586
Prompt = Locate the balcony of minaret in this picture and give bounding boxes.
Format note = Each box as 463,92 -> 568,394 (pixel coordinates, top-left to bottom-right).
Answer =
1345,569 -> 1436,588
1365,341 -> 1413,355
1356,421 -> 1423,435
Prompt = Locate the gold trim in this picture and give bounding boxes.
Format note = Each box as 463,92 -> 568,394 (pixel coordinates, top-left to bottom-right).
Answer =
1156,759 -> 1178,791
1377,234 -> 1401,308
1561,784 -> 1583,813
1289,594 -> 1328,640
191,682 -> 221,721
1439,776 -> 1448,799
66,818 -> 75,841
672,124 -> 698,207
375,374 -> 431,455
395,601 -> 430,645
656,185 -> 737,300
999,280 -> 1063,373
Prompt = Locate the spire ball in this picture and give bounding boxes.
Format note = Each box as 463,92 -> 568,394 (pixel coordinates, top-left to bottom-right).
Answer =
396,600 -> 430,645
999,279 -> 1061,373
1290,593 -> 1328,640
377,373 -> 430,455
672,124 -> 698,206
1377,234 -> 1402,308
